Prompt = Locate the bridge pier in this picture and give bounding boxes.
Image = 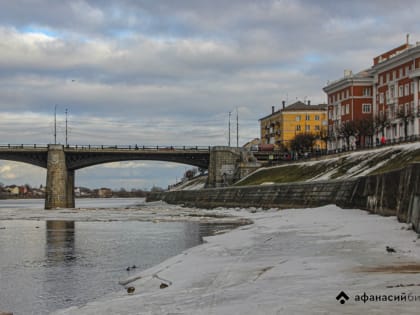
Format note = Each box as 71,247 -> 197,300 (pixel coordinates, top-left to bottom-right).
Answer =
67,169 -> 75,208
207,146 -> 261,187
45,145 -> 74,209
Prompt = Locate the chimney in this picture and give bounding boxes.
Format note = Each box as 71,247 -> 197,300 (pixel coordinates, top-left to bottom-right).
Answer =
307,100 -> 311,106
271,106 -> 275,114
282,100 -> 285,109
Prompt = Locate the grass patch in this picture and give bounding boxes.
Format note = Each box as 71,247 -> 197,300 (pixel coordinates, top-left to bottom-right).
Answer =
329,157 -> 361,179
235,163 -> 331,186
369,148 -> 420,175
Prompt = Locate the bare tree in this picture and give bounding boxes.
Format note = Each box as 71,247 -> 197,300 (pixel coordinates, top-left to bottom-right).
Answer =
374,113 -> 390,136
291,133 -> 316,152
338,121 -> 358,148
356,118 -> 375,147
396,107 -> 414,139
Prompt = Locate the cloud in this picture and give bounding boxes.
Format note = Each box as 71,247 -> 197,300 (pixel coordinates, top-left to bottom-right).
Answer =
0,162 -> 45,185
1,0 -> 420,188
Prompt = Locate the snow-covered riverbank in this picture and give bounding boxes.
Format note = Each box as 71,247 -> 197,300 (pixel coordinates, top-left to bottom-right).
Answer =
52,205 -> 420,315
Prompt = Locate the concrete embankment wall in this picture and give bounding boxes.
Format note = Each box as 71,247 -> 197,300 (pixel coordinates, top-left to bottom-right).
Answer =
147,163 -> 420,233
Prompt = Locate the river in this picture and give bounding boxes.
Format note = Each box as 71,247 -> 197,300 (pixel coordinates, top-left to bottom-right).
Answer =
0,198 -> 236,315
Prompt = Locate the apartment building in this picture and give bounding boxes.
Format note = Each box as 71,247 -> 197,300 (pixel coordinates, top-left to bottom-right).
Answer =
324,36 -> 420,151
323,69 -> 374,150
259,101 -> 328,150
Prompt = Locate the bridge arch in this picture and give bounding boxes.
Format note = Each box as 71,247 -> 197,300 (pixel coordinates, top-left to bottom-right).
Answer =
76,160 -> 202,192
0,146 -> 48,169
65,150 -> 209,170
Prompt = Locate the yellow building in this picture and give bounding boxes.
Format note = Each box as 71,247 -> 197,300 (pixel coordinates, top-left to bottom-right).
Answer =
259,101 -> 328,150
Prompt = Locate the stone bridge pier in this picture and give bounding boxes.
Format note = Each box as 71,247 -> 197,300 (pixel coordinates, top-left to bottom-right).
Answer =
206,146 -> 261,188
45,145 -> 74,209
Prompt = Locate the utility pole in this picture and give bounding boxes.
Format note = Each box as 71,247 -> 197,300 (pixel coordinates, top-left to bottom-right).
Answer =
228,111 -> 232,146
54,105 -> 57,144
65,108 -> 68,146
236,107 -> 239,148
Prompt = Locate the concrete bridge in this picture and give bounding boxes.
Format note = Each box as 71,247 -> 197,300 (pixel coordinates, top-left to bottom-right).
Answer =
0,144 -> 260,209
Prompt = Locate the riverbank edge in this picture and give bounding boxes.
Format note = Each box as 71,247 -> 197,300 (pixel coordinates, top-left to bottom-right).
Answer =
52,205 -> 420,315
147,162 -> 420,233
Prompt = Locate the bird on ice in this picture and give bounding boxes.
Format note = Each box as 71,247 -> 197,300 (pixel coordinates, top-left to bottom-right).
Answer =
386,246 -> 396,253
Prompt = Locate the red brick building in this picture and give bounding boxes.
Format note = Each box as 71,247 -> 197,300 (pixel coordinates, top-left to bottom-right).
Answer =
323,69 -> 374,150
323,36 -> 420,151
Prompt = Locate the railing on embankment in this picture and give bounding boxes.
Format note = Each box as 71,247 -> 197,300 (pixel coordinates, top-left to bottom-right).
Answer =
147,163 -> 420,233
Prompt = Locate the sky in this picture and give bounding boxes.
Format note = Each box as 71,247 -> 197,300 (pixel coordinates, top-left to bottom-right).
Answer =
1,0 -> 420,189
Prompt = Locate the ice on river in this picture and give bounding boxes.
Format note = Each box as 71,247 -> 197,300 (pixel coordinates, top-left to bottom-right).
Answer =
51,204 -> 420,315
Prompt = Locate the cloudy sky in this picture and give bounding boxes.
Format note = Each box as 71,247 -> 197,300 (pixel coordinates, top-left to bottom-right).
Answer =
1,0 -> 419,189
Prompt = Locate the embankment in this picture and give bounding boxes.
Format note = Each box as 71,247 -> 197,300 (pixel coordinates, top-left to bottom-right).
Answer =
147,163 -> 420,233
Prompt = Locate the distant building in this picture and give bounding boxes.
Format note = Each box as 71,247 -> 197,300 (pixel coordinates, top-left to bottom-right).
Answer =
259,101 -> 328,150
97,188 -> 113,198
324,35 -> 420,151
6,185 -> 19,196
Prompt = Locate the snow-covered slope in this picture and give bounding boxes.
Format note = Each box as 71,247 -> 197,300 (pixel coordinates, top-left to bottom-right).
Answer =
237,142 -> 420,186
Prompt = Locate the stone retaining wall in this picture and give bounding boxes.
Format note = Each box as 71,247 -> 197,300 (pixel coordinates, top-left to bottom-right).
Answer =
147,163 -> 420,233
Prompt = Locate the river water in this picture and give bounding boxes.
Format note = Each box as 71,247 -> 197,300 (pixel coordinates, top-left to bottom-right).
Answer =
0,198 -> 234,315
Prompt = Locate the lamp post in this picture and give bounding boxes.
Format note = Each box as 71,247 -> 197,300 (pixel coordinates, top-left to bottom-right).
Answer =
54,105 -> 57,144
228,111 -> 231,146
65,108 -> 68,146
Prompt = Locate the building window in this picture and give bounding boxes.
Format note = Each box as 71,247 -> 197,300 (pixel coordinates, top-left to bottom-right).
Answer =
411,82 -> 414,94
363,87 -> 370,96
296,115 -> 301,121
315,125 -> 320,131
346,104 -> 349,114
390,85 -> 395,98
296,125 -> 301,131
399,68 -> 403,77
341,106 -> 345,115
405,83 -> 410,96
306,114 -> 310,121
362,104 -> 372,113
399,85 -> 404,97
379,93 -> 384,104
315,115 -> 320,121
305,125 -> 310,131
328,111 -> 332,120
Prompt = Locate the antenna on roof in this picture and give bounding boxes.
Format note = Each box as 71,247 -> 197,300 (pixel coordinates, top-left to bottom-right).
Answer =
407,33 -> 410,45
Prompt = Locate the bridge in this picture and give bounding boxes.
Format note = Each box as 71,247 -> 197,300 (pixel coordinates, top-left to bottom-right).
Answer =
0,144 -> 260,209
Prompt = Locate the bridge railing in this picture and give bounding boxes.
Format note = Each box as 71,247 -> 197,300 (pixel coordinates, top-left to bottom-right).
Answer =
0,144 -> 49,149
0,144 -> 212,151
64,145 -> 212,151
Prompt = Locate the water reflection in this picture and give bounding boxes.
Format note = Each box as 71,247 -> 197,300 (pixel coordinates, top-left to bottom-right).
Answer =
46,220 -> 76,263
0,219 -> 244,315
